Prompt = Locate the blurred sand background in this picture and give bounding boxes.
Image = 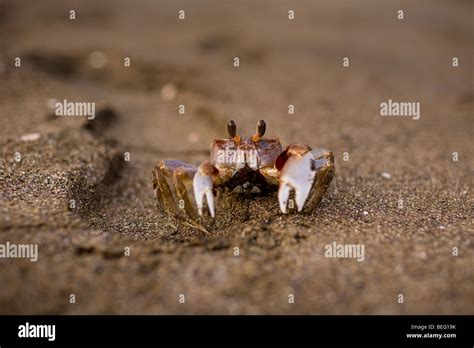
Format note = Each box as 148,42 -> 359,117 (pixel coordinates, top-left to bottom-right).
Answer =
0,0 -> 472,313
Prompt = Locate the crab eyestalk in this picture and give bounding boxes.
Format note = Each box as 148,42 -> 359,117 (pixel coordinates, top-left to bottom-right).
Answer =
252,120 -> 266,142
227,120 -> 241,143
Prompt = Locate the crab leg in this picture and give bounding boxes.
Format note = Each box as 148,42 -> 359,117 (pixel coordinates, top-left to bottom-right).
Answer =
276,144 -> 335,213
153,163 -> 179,215
304,148 -> 335,211
193,161 -> 218,218
153,160 -> 198,217
173,168 -> 198,218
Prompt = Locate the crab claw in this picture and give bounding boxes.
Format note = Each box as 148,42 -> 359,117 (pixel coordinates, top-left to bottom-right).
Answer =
193,161 -> 218,218
276,143 -> 335,214
276,144 -> 316,213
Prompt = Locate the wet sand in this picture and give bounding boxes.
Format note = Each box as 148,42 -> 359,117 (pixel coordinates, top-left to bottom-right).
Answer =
0,0 -> 472,314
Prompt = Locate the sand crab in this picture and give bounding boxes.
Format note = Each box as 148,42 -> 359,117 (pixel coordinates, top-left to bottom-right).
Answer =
153,120 -> 335,218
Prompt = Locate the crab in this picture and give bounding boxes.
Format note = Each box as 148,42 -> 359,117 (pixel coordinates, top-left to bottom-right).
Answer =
153,120 -> 335,219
